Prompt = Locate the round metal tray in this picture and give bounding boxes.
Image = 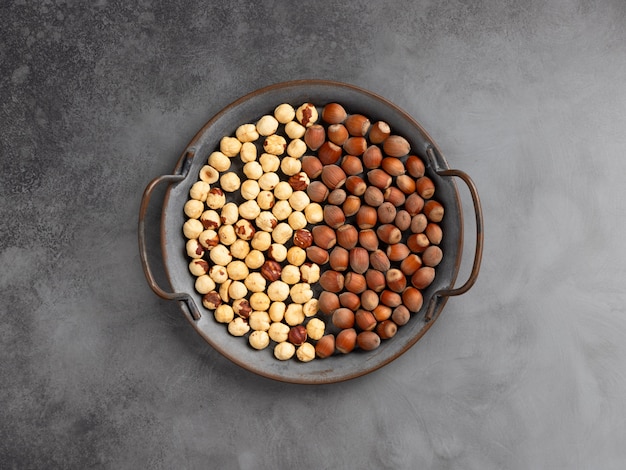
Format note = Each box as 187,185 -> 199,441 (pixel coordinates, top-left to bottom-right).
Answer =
139,79 -> 483,384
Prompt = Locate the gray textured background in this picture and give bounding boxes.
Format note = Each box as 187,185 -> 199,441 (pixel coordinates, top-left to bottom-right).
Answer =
2,1 -> 626,468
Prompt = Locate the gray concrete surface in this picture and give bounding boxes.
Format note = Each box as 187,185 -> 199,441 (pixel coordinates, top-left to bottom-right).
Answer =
2,1 -> 626,468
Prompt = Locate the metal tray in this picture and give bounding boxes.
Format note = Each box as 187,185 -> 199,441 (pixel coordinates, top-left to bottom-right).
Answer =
139,79 -> 483,384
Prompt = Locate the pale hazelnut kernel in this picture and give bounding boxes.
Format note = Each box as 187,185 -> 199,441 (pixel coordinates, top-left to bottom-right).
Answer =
281,264 -> 301,285
256,190 -> 275,210
288,211 -> 307,230
263,134 -> 287,155
274,103 -> 296,124
214,304 -> 234,323
280,157 -> 302,176
199,165 -> 220,184
304,203 -> 324,224
240,141 -> 258,163
256,211 -> 278,232
248,310 -> 271,331
184,199 -> 204,219
236,123 -> 259,142
285,120 -> 306,139
189,259 -> 209,277
240,179 -> 261,200
209,244 -> 232,266
226,260 -> 249,280
296,342 -> 316,362
206,188 -> 226,210
267,280 -> 290,302
295,103 -> 319,127
220,172 -> 241,192
219,279 -> 232,303
300,262 -> 321,283
202,291 -> 222,310
258,172 -> 280,191
268,243 -> 287,262
183,219 -> 204,239
229,239 -> 250,259
198,229 -> 219,249
274,342 -> 296,361
290,283 -> 313,304
228,317 -> 250,337
244,249 -> 265,269
259,153 -> 280,173
302,298 -> 320,318
251,230 -> 272,251
268,302 -> 286,322
218,224 -> 237,245
287,139 -> 307,159
249,330 -> 270,350
234,219 -> 255,240
200,210 -> 221,230
269,322 -> 291,343
239,200 -> 261,220
286,246 -> 307,266
284,303 -> 305,326
306,317 -> 325,340
256,115 -> 279,136
220,203 -> 239,225
244,271 -> 267,292
220,136 -> 242,157
243,161 -> 263,180
194,274 -> 216,295
189,181 -> 211,201
273,181 -> 294,200
272,223 -> 293,244
228,281 -> 248,300
186,239 -> 204,259
208,265 -> 228,284
208,151 -> 231,172
249,292 -> 271,311
272,200 -> 292,221
288,191 -> 310,211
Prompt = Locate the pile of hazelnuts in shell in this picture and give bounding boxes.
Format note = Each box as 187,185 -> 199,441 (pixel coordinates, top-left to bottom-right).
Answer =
182,101 -> 444,363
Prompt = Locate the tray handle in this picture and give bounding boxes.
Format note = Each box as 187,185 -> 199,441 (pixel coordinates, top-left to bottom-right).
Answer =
138,151 -> 202,320
424,147 -> 484,321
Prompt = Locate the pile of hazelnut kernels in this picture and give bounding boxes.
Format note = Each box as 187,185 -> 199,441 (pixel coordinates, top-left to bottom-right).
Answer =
183,101 -> 444,363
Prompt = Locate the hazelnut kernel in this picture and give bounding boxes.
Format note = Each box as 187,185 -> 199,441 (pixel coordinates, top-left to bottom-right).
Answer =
240,141 -> 257,163
220,136 -> 242,157
260,260 -> 282,281
287,211 -> 307,230
274,103 -> 296,124
259,153 -> 280,173
288,325 -> 307,345
249,330 -> 270,350
296,342 -> 316,362
288,172 -> 310,191
220,203 -> 239,225
269,321 -> 290,343
263,134 -> 287,155
256,114 -> 279,136
268,302 -> 287,322
248,310 -> 271,331
274,342 -> 296,361
295,102 -> 318,127
306,317 -> 325,340
284,303 -> 305,326
285,120 -> 306,139
228,317 -> 250,337
249,292 -> 271,311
